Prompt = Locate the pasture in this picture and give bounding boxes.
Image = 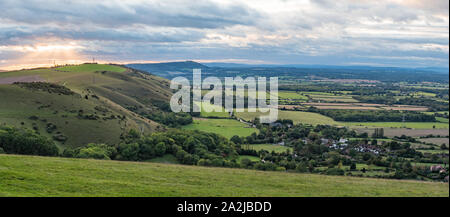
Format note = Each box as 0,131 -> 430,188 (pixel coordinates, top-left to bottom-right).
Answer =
182,118 -> 258,138
235,110 -> 338,125
0,154 -> 447,197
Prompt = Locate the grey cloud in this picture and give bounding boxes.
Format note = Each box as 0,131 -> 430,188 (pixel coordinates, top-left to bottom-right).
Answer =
0,0 -> 261,29
0,25 -> 205,45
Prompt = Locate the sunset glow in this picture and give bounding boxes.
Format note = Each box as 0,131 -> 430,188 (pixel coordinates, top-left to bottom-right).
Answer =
0,43 -> 88,70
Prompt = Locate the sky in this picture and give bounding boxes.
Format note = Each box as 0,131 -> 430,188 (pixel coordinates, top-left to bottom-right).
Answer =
0,0 -> 448,70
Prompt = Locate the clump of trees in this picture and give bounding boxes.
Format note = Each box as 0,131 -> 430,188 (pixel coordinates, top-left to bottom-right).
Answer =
63,129 -> 240,167
0,126 -> 59,156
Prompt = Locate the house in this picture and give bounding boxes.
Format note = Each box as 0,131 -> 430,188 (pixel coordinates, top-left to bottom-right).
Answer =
276,141 -> 285,146
339,138 -> 348,143
353,144 -> 381,155
320,138 -> 329,145
430,165 -> 444,172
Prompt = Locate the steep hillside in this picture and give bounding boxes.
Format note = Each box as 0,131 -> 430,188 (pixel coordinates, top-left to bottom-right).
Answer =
0,64 -> 172,148
0,154 -> 447,197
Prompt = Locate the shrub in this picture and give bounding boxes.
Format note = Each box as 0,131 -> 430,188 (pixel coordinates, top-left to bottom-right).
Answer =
0,126 -> 59,156
326,168 -> 345,176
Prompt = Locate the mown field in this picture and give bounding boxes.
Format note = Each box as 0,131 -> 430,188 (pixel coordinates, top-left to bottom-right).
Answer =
0,154 -> 447,197
182,118 -> 258,138
235,110 -> 338,125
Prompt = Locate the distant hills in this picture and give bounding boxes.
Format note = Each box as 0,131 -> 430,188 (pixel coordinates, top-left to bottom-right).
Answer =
126,61 -> 449,83
204,62 -> 449,74
128,61 -> 208,74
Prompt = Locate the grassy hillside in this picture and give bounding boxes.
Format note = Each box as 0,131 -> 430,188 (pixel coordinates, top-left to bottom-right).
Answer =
0,154 -> 447,197
0,64 -> 172,148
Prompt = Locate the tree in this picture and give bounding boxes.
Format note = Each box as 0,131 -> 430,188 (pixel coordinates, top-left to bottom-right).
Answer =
75,143 -> 115,160
0,126 -> 59,156
155,142 -> 166,156
117,143 -> 140,161
296,162 -> 308,173
230,135 -> 243,145
326,168 -> 345,176
240,158 -> 252,168
350,162 -> 357,171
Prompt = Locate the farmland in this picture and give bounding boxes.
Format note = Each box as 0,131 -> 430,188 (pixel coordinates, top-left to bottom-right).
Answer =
182,118 -> 258,138
0,154 -> 447,197
345,122 -> 448,129
1,61 -> 448,197
235,110 -> 338,125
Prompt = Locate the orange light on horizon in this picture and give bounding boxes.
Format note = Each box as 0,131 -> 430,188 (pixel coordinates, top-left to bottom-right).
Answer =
0,42 -> 90,71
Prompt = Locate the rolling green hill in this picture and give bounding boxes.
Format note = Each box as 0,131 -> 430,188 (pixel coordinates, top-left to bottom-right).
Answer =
0,154 -> 447,197
0,64 -> 172,148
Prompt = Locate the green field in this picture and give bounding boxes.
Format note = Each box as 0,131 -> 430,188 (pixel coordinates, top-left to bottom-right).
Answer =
237,155 -> 260,163
436,117 -> 449,123
0,154 -> 447,197
278,91 -> 309,101
235,110 -> 338,125
248,144 -> 293,153
182,118 -> 258,138
56,64 -> 126,73
195,101 -> 230,118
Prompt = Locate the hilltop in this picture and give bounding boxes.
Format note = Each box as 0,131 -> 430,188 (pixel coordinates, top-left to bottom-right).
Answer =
0,154 -> 447,197
0,64 -> 172,148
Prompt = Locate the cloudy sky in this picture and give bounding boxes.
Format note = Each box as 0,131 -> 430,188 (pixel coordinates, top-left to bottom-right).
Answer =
0,0 -> 448,70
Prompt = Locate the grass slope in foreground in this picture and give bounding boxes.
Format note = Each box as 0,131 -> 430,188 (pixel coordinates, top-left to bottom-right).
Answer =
0,154 -> 447,197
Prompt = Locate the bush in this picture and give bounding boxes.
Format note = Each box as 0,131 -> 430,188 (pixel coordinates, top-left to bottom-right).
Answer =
295,162 -> 308,173
326,168 -> 345,176
75,143 -> 115,160
117,143 -> 140,161
0,126 -> 59,156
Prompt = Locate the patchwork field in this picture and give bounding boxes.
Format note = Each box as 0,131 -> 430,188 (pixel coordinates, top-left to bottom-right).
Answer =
278,91 -> 309,101
0,154 -> 447,197
346,122 -> 448,129
300,102 -> 429,111
235,110 -> 338,125
418,138 -> 449,146
182,118 -> 258,138
356,128 -> 449,138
